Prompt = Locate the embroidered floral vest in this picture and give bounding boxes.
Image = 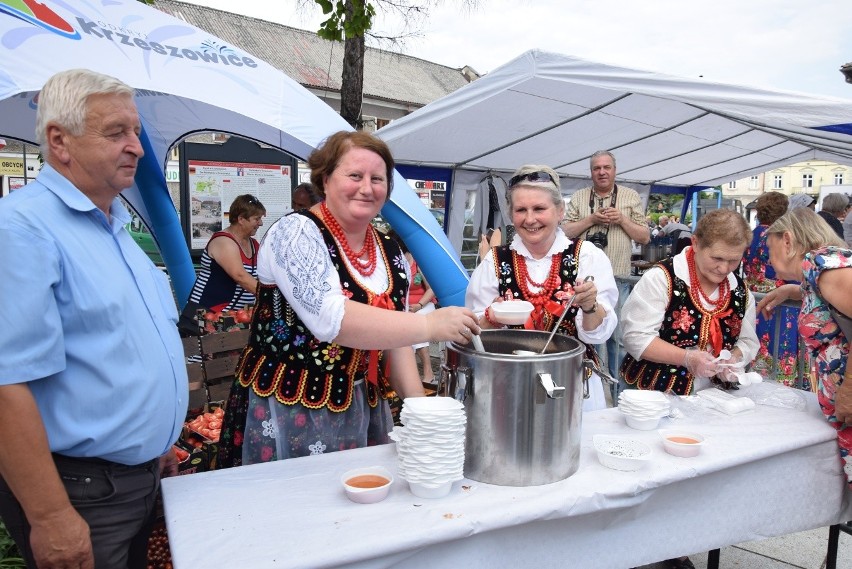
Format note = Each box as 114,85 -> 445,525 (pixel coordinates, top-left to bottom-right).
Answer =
235,212 -> 408,412
620,257 -> 749,395
491,241 -> 599,362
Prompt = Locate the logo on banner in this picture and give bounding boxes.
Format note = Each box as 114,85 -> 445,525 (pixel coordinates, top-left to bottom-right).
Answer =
0,1 -> 257,70
0,0 -> 80,39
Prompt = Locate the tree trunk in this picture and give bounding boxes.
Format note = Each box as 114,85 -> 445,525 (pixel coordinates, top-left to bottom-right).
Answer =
340,0 -> 365,129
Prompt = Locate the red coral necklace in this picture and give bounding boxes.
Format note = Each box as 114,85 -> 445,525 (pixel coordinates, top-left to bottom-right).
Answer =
321,202 -> 377,276
515,253 -> 561,306
686,246 -> 729,310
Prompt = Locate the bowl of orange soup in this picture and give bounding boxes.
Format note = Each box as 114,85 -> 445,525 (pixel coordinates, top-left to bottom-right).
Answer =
658,430 -> 705,457
341,466 -> 394,504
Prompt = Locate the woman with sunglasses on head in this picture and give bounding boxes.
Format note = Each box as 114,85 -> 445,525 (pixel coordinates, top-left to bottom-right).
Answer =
218,131 -> 479,468
757,207 -> 852,485
182,194 -> 266,332
465,165 -> 619,411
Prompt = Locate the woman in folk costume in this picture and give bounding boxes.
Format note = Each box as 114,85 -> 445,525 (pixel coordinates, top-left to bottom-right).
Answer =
219,131 -> 479,467
620,209 -> 759,395
466,165 -> 618,411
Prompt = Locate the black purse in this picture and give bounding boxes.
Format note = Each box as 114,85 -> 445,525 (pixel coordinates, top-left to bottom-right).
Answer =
178,300 -> 205,337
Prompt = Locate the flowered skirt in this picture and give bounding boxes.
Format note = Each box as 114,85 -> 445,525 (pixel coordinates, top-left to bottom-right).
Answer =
751,304 -> 808,389
218,379 -> 393,468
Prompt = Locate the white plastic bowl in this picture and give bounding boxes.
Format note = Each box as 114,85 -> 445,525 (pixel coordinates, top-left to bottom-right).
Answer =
408,479 -> 453,499
341,466 -> 394,504
489,300 -> 534,325
623,412 -> 661,431
402,396 -> 464,413
593,435 -> 652,471
619,390 -> 669,404
659,430 -> 705,457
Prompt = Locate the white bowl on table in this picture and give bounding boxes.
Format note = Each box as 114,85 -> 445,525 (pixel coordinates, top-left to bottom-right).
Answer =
489,301 -> 534,326
408,479 -> 453,499
341,466 -> 394,504
659,430 -> 705,457
593,435 -> 652,471
623,413 -> 662,431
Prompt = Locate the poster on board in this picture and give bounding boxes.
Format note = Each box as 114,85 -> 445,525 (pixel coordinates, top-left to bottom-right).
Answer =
0,175 -> 27,197
187,160 -> 292,249
407,179 -> 446,209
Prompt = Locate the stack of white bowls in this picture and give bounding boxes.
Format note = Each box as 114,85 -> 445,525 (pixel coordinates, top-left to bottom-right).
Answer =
390,397 -> 466,499
618,390 -> 670,430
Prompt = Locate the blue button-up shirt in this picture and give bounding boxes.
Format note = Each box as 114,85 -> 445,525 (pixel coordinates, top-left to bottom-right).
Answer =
0,165 -> 188,465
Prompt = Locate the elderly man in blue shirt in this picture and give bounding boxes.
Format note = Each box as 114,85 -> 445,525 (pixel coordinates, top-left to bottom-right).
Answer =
0,69 -> 188,569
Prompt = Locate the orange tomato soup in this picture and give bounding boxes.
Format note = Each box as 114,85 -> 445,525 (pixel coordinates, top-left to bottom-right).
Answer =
667,436 -> 699,444
347,475 -> 389,488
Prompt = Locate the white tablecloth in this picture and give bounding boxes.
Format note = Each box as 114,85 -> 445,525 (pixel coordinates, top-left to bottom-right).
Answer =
162,394 -> 852,568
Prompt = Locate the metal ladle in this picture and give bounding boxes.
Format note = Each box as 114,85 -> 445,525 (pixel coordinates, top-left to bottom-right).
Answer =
539,275 -> 594,354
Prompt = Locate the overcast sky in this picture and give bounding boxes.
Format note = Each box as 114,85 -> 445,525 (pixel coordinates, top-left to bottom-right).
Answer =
187,0 -> 852,100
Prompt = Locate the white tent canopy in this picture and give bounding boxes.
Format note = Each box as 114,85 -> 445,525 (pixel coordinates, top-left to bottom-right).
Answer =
380,49 -> 852,186
0,0 -> 468,306
378,49 -> 852,252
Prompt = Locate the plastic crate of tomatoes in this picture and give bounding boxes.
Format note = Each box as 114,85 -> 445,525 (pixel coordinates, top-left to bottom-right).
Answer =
194,306 -> 254,334
175,402 -> 225,474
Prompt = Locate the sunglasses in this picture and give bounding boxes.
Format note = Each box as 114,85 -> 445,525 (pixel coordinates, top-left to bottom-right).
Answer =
509,171 -> 556,188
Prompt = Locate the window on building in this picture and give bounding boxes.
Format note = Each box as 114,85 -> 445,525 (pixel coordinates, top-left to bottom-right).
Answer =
749,176 -> 759,190
802,174 -> 814,188
773,174 -> 783,189
729,180 -> 737,189
835,172 -> 845,185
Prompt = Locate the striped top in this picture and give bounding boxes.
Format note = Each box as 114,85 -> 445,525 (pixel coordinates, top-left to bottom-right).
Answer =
187,231 -> 258,312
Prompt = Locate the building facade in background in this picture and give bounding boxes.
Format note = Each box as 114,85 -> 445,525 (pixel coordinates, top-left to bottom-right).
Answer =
721,160 -> 850,205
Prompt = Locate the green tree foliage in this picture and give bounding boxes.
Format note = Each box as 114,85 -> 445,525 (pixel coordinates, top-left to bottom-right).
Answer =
315,0 -> 375,41
0,521 -> 24,567
307,0 -> 475,129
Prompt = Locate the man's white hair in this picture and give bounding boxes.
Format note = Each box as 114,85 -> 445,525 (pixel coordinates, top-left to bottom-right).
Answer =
36,69 -> 135,160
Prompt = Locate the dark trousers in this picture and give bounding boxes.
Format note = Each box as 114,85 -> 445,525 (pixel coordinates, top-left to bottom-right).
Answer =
0,454 -> 160,569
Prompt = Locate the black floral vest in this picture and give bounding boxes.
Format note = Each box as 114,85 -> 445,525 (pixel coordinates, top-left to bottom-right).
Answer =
491,241 -> 599,362
620,257 -> 749,395
235,212 -> 408,412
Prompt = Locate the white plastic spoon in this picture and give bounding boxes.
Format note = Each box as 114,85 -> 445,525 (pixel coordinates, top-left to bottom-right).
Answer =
711,349 -> 732,363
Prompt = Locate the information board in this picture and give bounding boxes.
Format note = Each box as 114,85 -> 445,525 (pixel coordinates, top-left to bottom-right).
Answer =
187,160 -> 292,249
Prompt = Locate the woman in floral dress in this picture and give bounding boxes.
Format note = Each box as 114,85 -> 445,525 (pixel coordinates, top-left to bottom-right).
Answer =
759,207 -> 852,483
743,191 -> 803,387
218,131 -> 480,467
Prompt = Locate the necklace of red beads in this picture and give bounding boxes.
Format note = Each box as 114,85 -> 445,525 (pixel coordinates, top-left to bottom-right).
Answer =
514,252 -> 562,308
321,202 -> 377,276
686,246 -> 729,311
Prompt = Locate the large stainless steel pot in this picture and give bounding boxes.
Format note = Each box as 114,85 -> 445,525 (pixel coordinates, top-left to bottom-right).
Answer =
441,329 -> 586,487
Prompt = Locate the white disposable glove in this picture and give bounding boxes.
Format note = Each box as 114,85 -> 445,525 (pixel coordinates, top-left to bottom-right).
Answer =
716,352 -> 745,383
683,349 -> 718,379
